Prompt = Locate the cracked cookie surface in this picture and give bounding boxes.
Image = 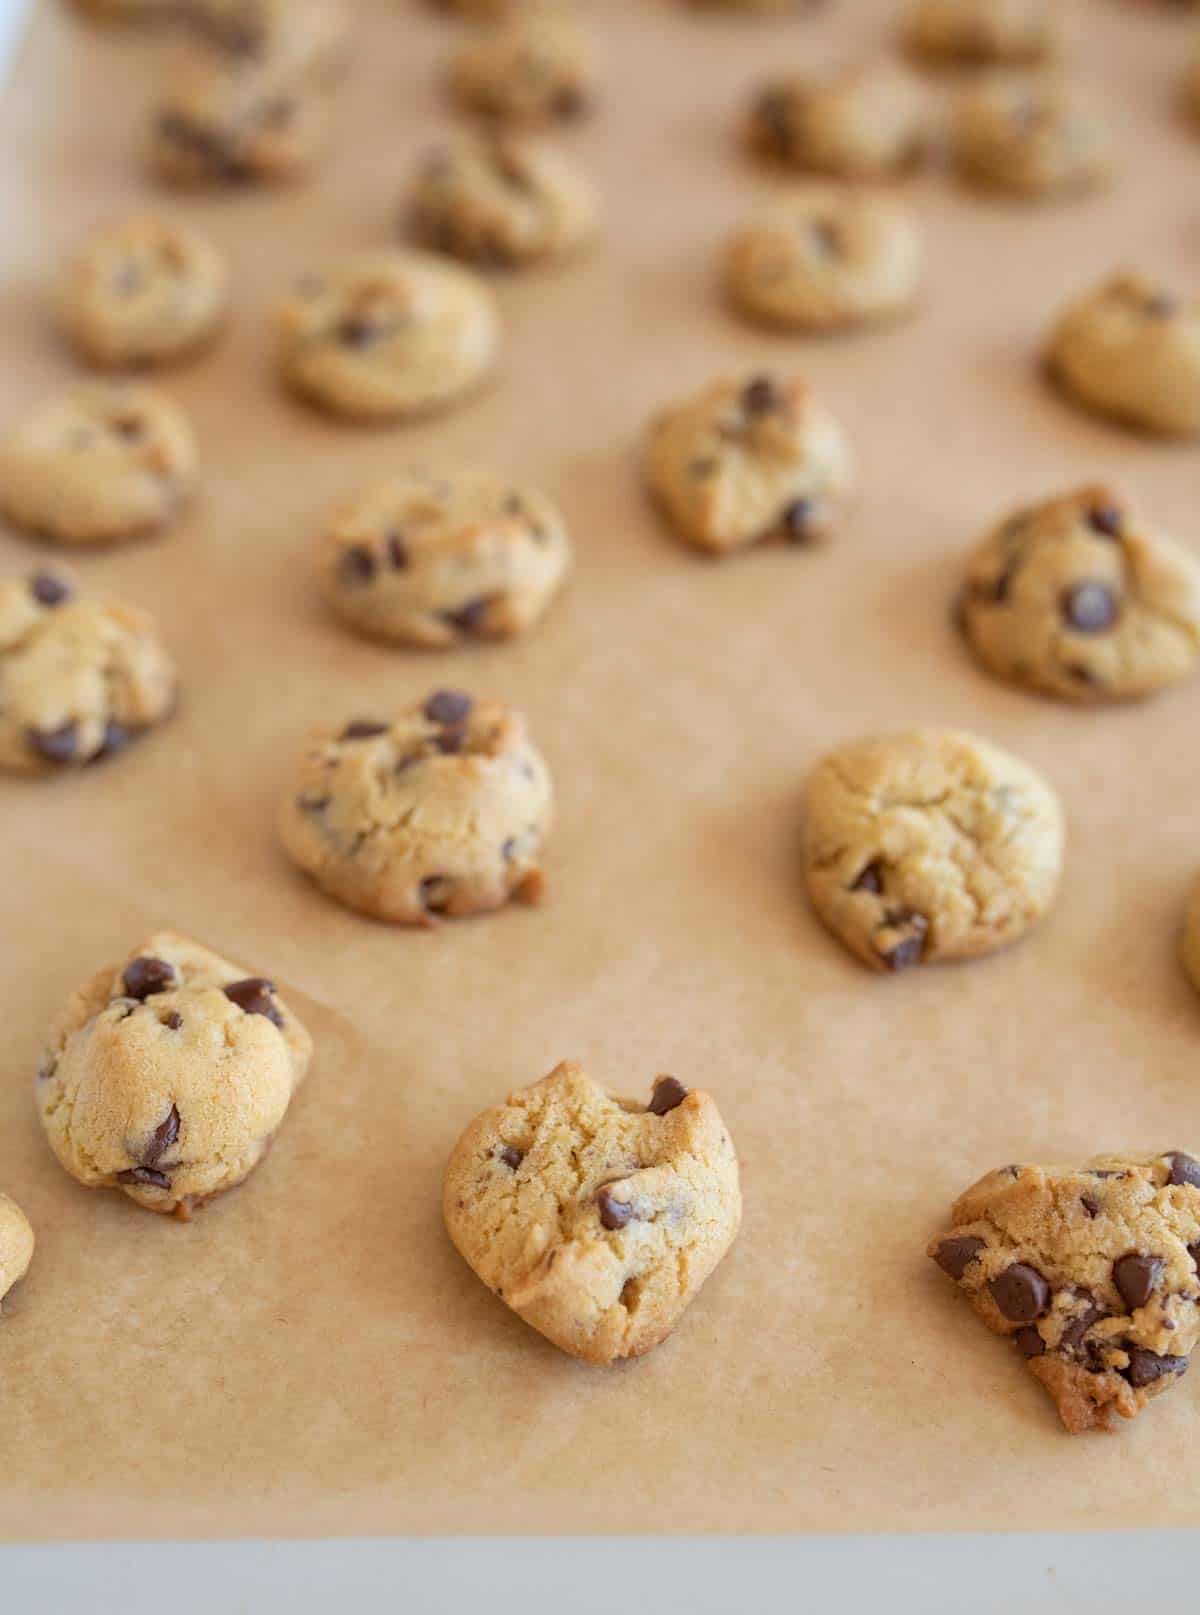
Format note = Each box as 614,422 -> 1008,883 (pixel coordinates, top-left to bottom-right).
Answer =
958,484 -> 1200,703
930,1152 -> 1200,1432
36,932 -> 312,1218
0,569 -> 177,775
275,251 -> 499,420
953,73 -> 1112,197
443,1061 -> 742,1364
1046,272 -> 1200,438
448,7 -> 597,125
317,468 -> 571,647
278,689 -> 553,924
0,382 -> 196,546
0,1195 -> 34,1311
905,0 -> 1060,64
150,55 -> 329,186
748,60 -> 930,179
58,214 -> 230,370
725,188 -> 923,330
645,372 -> 854,555
409,132 -> 598,268
803,729 -> 1064,971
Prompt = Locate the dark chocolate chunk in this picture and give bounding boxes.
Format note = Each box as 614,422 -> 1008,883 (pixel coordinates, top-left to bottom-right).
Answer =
499,1145 -> 523,1170
1014,1326 -> 1045,1358
1080,1195 -> 1100,1218
145,1104 -> 180,1165
597,1184 -> 637,1230
989,1262 -> 1050,1324
30,573 -> 71,607
1061,581 -> 1118,633
933,1236 -> 985,1280
423,689 -> 473,727
1124,1346 -> 1188,1389
1113,1253 -> 1163,1311
122,957 -> 176,1000
1167,1152 -> 1200,1190
1060,1303 -> 1106,1353
648,1076 -> 689,1116
223,977 -> 284,1028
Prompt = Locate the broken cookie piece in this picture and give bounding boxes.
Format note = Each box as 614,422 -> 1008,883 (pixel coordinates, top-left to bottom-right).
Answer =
0,1194 -> 34,1311
443,1061 -> 741,1363
929,1153 -> 1200,1432
803,728 -> 1064,971
35,933 -> 312,1218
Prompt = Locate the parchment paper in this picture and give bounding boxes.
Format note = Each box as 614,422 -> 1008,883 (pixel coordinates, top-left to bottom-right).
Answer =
3,0 -> 1200,1541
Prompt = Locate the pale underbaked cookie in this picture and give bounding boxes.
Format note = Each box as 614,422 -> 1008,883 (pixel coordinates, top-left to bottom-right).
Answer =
645,373 -> 854,555
1046,272 -> 1200,438
409,133 -> 598,268
725,189 -> 923,331
958,485 -> 1200,703
930,1152 -> 1200,1433
0,569 -> 177,775
443,1062 -> 741,1364
36,933 -> 312,1218
318,469 -> 571,647
804,729 -> 1064,971
0,383 -> 196,546
275,252 -> 499,421
279,690 -> 553,923
185,0 -> 350,80
448,7 -> 597,125
953,74 -> 1112,197
905,0 -> 1060,64
0,1195 -> 34,1312
748,60 -> 931,179
150,55 -> 329,186
58,214 -> 229,370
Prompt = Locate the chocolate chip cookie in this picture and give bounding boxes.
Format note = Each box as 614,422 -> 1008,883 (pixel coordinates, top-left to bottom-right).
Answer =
804,729 -> 1064,971
318,469 -> 571,646
1178,874 -> 1200,998
645,372 -> 855,555
275,252 -> 500,420
725,189 -> 924,331
409,132 -> 598,268
186,0 -> 349,80
748,60 -> 931,179
448,6 -> 597,125
150,56 -> 329,186
36,933 -> 313,1218
905,0 -> 1061,64
0,1195 -> 34,1312
930,1153 -> 1200,1432
58,214 -> 229,370
0,569 -> 177,775
958,485 -> 1200,702
443,1061 -> 741,1364
1046,272 -> 1200,438
279,691 -> 553,923
0,383 -> 197,546
953,74 -> 1112,197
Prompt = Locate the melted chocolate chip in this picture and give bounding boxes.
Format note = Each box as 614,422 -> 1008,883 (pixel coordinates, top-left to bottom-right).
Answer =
499,1145 -> 523,1170
387,534 -> 409,570
1167,1152 -> 1200,1189
28,720 -> 78,765
1124,1346 -> 1188,1389
1113,1253 -> 1163,1311
1087,504 -> 1123,539
648,1076 -> 689,1116
123,957 -> 176,1000
1060,1303 -> 1106,1354
30,573 -> 71,607
443,598 -> 492,634
1081,1195 -> 1100,1218
419,875 -> 453,913
145,1104 -> 180,1165
338,546 -> 376,586
851,860 -> 884,894
423,690 -> 473,727
989,1263 -> 1050,1324
1014,1326 -> 1045,1358
781,498 -> 816,544
117,1166 -> 171,1190
597,1184 -> 637,1230
340,719 -> 389,741
1061,581 -> 1119,633
223,977 -> 284,1028
741,376 -> 780,416
933,1236 -> 985,1280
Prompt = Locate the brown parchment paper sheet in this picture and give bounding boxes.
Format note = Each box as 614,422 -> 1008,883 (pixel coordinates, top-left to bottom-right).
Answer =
3,0 -> 1200,1542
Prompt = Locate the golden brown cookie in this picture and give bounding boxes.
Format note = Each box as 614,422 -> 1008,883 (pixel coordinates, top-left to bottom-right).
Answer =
0,1196 -> 34,1312
748,60 -> 931,179
953,73 -> 1112,197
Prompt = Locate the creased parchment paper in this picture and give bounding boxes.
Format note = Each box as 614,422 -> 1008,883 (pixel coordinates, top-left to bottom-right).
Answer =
3,0 -> 1200,1541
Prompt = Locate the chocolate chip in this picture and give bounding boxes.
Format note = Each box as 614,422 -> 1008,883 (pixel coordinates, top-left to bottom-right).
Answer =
337,316 -> 377,347
1061,1303 -> 1106,1353
436,726 -> 467,755
1113,1253 -> 1163,1311
122,957 -> 176,1000
880,909 -> 928,972
1014,1326 -> 1045,1358
851,860 -> 884,894
754,87 -> 793,150
933,1235 -> 985,1280
1061,581 -> 1118,633
1190,1241 -> 1200,1272
30,573 -> 71,607
989,1263 -> 1050,1324
781,498 -> 816,544
340,719 -> 389,741
419,875 -> 453,913
298,792 -> 330,813
1124,1346 -> 1188,1389
338,546 -> 376,586
145,1104 -> 180,1165
387,534 -> 409,570
597,1184 -> 637,1230
1167,1153 -> 1200,1189
223,977 -> 284,1028
443,598 -> 492,634
112,415 -> 143,440
163,1011 -> 183,1031
423,690 -> 473,727
28,720 -> 78,765
117,1166 -> 171,1190
1081,1195 -> 1100,1218
499,1145 -> 523,1170
810,217 -> 842,257
648,1076 -> 689,1116
37,1053 -> 57,1083
553,85 -> 585,118
1144,294 -> 1178,319
1087,504 -> 1123,539
97,720 -> 132,761
741,376 -> 779,416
